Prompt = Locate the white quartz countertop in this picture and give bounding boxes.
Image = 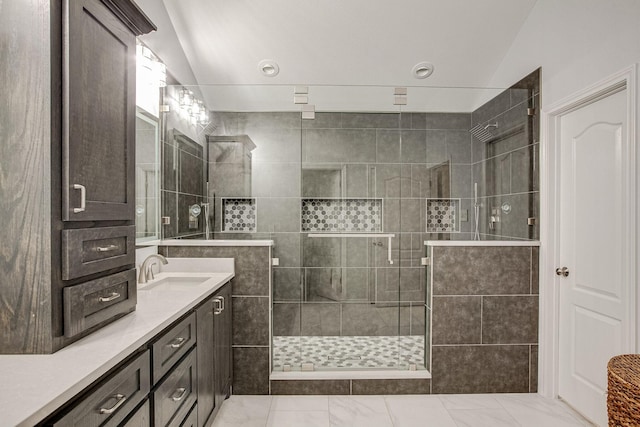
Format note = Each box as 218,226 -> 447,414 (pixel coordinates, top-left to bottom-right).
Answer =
0,271 -> 234,427
425,240 -> 540,247
160,239 -> 274,247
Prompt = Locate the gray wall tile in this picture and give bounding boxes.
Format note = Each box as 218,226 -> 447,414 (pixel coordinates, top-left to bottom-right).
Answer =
446,130 -> 472,164
302,167 -> 341,198
273,268 -> 302,301
425,113 -> 471,130
341,303 -> 399,336
245,128 -> 301,164
272,303 -> 301,336
233,347 -> 269,394
253,162 -> 301,197
530,345 -> 538,392
531,247 -> 539,294
301,303 -> 341,336
232,296 -> 269,345
482,296 -> 538,344
432,296 -> 481,345
352,379 -> 431,395
431,345 -> 530,393
426,130 -> 447,164
345,164 -> 370,197
401,130 -> 427,163
302,129 -> 376,163
432,246 -> 531,295
237,112 -> 300,131
341,113 -> 399,129
302,112 -> 342,129
400,268 -> 425,303
272,233 -> 301,268
302,236 -> 341,267
376,129 -> 401,163
270,380 -> 350,395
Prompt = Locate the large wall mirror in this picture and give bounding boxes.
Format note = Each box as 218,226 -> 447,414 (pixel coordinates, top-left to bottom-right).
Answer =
135,108 -> 160,243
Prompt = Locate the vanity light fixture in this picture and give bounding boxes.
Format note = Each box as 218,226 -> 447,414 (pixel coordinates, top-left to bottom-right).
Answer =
258,59 -> 280,77
178,89 -> 209,126
137,41 -> 167,88
412,61 -> 435,79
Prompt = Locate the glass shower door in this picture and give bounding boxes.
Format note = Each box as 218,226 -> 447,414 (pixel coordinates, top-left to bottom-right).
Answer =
296,87 -> 406,371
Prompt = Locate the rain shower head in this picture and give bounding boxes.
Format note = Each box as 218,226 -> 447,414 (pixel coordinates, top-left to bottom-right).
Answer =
470,122 -> 498,143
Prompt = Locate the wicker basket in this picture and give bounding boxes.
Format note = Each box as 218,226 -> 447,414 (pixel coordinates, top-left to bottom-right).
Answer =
607,354 -> 640,426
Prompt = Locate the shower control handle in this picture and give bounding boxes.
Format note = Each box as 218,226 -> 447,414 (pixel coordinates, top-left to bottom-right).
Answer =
555,267 -> 569,277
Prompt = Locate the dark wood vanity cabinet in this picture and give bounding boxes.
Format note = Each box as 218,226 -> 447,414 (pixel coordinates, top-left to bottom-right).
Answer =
55,0 -> 155,348
44,281 -> 233,427
196,282 -> 233,427
0,0 -> 154,354
63,0 -> 142,222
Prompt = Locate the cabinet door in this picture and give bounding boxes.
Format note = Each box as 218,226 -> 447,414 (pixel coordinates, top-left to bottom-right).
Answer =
196,299 -> 215,427
63,0 -> 136,221
214,283 -> 232,413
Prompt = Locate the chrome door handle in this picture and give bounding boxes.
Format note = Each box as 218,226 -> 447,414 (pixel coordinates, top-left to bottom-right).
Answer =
555,267 -> 569,277
98,393 -> 127,414
168,337 -> 187,349
170,387 -> 187,402
99,292 -> 121,302
73,184 -> 86,213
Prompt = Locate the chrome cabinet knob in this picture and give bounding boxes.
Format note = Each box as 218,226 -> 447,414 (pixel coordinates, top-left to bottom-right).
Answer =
555,267 -> 569,277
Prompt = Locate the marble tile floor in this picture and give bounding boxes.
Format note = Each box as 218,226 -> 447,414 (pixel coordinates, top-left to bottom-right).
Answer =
211,393 -> 596,427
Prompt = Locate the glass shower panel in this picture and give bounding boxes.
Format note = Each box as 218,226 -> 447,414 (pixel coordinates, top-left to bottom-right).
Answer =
295,86 -> 404,371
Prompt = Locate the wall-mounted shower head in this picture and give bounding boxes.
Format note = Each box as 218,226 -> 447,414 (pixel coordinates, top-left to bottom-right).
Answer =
470,121 -> 499,143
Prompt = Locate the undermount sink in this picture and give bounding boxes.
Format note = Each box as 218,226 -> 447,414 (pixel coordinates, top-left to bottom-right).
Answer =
138,274 -> 213,291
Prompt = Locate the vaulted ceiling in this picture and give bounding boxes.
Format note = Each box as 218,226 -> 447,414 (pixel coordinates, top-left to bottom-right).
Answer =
137,0 -> 538,110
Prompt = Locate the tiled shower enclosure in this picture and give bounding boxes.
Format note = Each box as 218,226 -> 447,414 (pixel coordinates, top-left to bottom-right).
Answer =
159,69 -> 540,394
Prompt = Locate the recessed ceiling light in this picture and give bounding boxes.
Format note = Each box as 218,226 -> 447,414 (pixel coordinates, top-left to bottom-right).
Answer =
412,62 -> 434,79
258,60 -> 279,77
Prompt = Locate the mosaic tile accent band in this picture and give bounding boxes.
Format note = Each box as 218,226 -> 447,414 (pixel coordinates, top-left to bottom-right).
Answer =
426,198 -> 460,233
301,199 -> 382,232
272,335 -> 425,371
222,198 -> 256,232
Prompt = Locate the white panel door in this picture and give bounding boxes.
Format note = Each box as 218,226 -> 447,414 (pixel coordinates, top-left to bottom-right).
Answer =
557,88 -> 631,426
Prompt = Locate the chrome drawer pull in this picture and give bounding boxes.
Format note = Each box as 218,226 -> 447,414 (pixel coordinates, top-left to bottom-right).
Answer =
96,245 -> 118,252
213,297 -> 223,315
99,292 -> 121,302
168,337 -> 186,349
98,393 -> 127,414
170,387 -> 187,402
73,184 -> 86,213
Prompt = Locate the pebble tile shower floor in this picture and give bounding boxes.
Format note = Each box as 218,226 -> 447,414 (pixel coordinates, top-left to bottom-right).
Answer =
272,336 -> 426,370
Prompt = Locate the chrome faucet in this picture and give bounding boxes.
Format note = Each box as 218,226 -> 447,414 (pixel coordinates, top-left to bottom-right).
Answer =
138,254 -> 168,284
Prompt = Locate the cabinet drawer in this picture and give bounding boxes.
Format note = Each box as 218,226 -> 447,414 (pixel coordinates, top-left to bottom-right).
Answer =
122,400 -> 150,427
63,269 -> 137,338
178,403 -> 197,427
53,350 -> 150,427
62,225 -> 135,280
153,349 -> 197,427
152,313 -> 196,383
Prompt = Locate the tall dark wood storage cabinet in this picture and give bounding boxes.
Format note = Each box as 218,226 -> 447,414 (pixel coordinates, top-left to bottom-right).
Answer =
0,0 -> 155,354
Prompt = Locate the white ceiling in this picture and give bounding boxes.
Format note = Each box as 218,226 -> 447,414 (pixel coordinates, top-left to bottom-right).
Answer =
139,0 -> 538,111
